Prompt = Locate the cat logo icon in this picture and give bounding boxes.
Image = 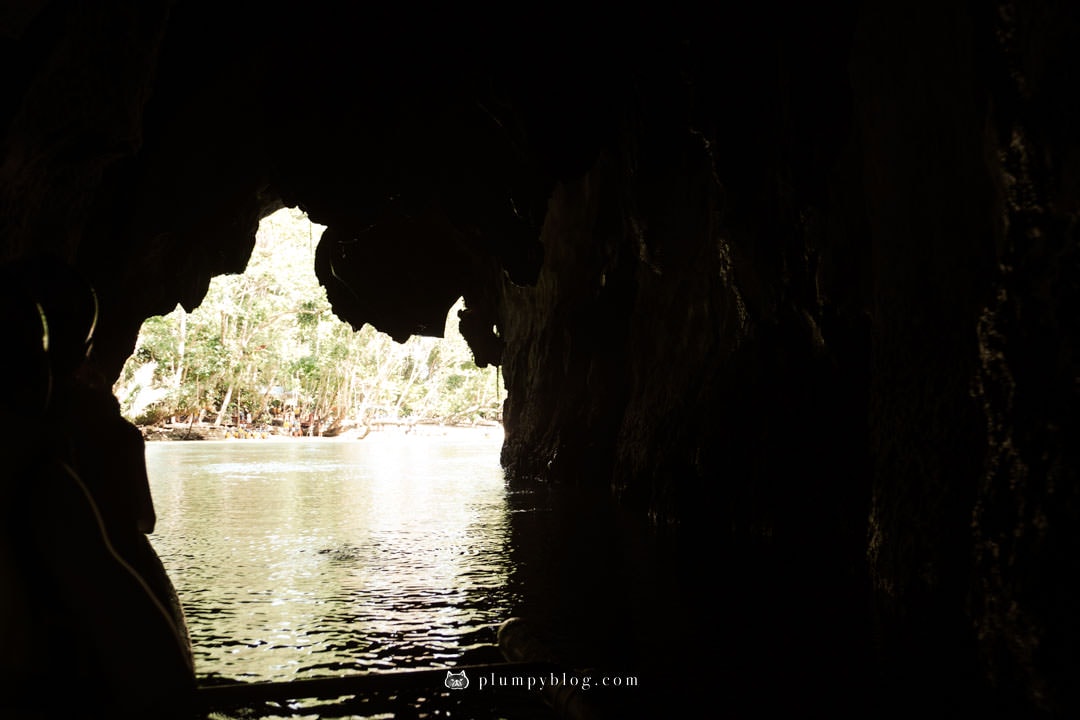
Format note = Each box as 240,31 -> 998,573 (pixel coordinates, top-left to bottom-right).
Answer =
444,670 -> 470,690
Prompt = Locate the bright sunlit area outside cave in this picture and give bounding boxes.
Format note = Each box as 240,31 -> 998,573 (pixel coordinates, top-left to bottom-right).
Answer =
113,207 -> 504,439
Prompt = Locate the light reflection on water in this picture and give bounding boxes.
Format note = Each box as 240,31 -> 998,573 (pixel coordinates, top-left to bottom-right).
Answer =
144,429 -> 512,682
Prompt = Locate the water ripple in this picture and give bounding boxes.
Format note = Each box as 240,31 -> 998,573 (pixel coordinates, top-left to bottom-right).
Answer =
146,433 -> 511,682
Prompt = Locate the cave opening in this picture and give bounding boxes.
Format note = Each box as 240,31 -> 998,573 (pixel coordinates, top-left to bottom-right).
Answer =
112,206 -> 504,437
111,206 -> 515,692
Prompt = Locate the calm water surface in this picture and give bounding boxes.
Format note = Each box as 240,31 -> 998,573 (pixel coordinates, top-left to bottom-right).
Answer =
145,429 -> 512,682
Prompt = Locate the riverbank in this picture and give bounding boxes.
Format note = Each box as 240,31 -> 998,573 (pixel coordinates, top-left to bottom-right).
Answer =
141,421 -> 503,443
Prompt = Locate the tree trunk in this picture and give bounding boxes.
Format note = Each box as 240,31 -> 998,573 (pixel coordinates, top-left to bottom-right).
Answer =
394,357 -> 421,415
214,384 -> 233,426
173,307 -> 186,390
256,373 -> 276,423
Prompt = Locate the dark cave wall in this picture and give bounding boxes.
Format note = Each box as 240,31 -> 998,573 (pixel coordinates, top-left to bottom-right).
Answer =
1,0 -> 1080,715
856,2 -> 1004,705
493,0 -> 1080,713
500,0 -> 867,579
970,2 -> 1080,708
0,0 -> 283,384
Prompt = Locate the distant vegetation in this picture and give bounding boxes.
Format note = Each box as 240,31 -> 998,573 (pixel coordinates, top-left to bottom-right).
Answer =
114,208 -> 502,432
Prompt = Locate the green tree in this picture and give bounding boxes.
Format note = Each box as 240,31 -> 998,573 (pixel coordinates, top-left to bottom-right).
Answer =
114,208 -> 503,430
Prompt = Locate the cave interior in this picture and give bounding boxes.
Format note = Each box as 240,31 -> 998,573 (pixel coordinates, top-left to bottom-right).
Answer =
2,1 -> 1080,717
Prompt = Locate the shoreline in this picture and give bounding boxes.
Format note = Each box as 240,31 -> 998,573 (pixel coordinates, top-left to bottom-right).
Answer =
140,422 -> 504,442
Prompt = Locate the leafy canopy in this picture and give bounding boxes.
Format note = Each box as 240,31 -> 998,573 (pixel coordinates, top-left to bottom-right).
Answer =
114,208 -> 502,428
